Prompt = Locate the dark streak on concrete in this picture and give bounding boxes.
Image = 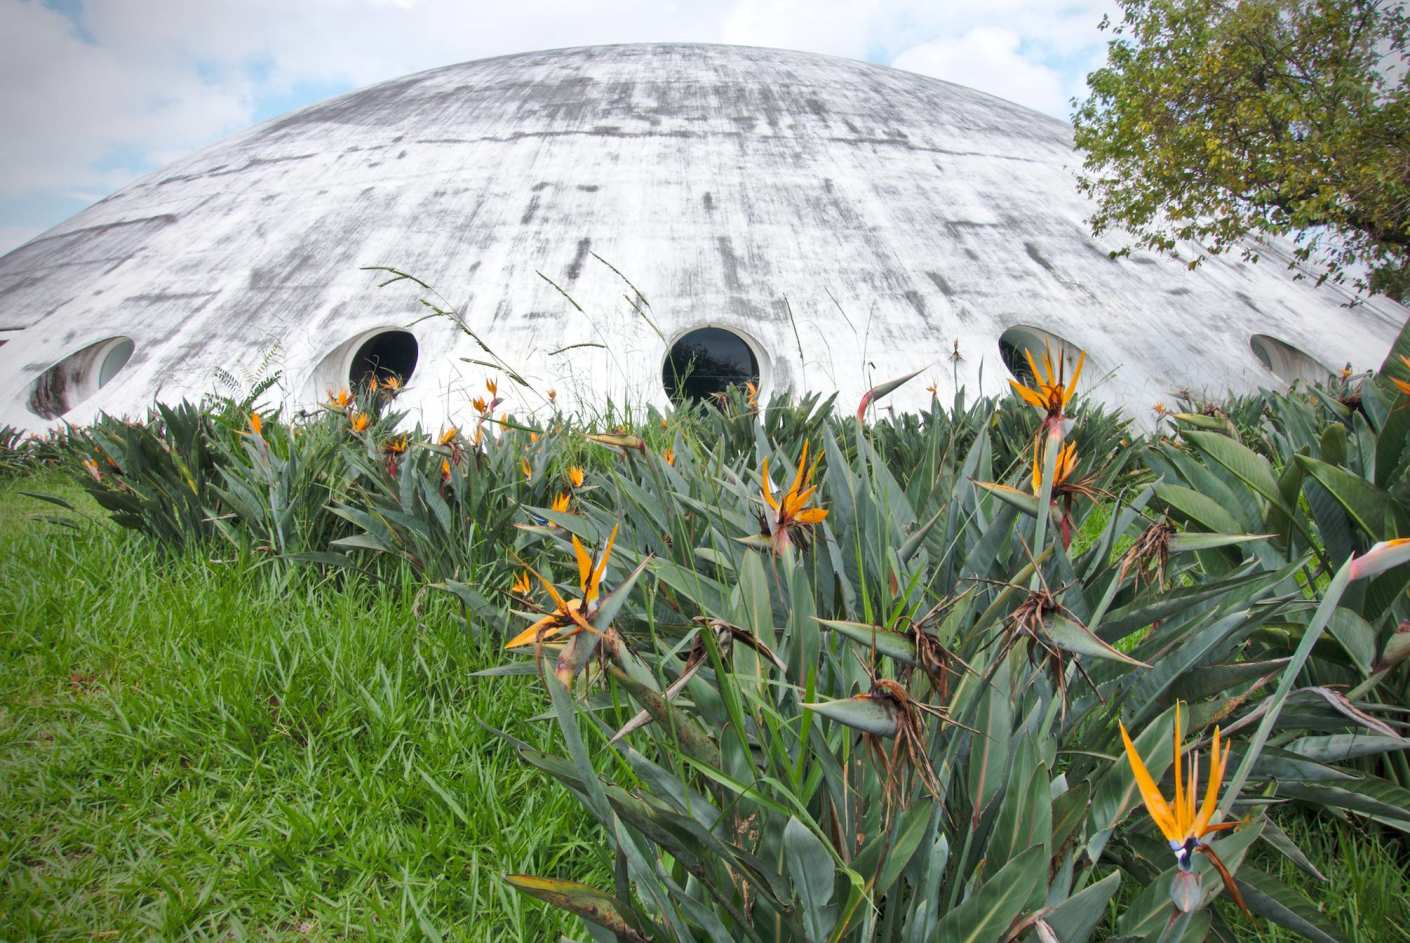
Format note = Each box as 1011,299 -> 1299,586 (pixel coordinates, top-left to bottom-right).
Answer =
828,137 -> 1040,163
702,192 -> 714,211
926,271 -> 954,297
577,184 -> 599,192
17,214 -> 178,250
124,291 -> 219,303
717,237 -> 742,291
567,238 -> 591,282
521,194 -> 540,225
1167,287 -> 1192,296
0,275 -> 42,299
1024,242 -> 1057,275
1235,291 -> 1261,313
902,289 -> 931,325
157,154 -> 316,186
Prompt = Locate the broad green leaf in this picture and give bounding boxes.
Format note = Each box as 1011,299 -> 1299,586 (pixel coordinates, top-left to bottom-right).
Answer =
1296,454 -> 1402,540
1154,483 -> 1244,534
935,844 -> 1045,943
505,875 -> 650,943
1235,867 -> 1345,943
1044,870 -> 1121,943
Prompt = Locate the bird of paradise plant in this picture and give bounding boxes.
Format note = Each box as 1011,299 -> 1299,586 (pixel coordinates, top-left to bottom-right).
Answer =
1010,343 -> 1085,426
383,433 -> 408,477
1121,704 -> 1246,913
350,412 -> 370,433
248,412 -> 263,437
327,387 -> 353,410
567,466 -> 585,489
1391,355 -> 1410,398
551,492 -> 571,514
1031,438 -> 1097,548
761,440 -> 828,554
505,526 -> 618,650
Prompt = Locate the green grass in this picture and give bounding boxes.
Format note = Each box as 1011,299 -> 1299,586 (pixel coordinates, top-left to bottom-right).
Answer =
1231,814 -> 1410,942
0,472 -> 604,940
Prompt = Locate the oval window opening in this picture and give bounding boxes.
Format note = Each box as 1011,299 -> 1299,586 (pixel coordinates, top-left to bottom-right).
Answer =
350,330 -> 418,389
29,336 -> 135,419
1249,334 -> 1332,387
998,325 -> 1086,389
662,328 -> 759,404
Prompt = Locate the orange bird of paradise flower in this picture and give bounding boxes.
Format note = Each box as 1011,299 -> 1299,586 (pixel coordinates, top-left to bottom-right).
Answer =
505,526 -> 618,649
350,412 -> 370,433
761,440 -> 828,553
1010,344 -> 1085,419
1121,703 -> 1247,912
1031,438 -> 1097,548
1391,355 -> 1410,398
550,492 -> 571,514
567,466 -> 585,489
1031,439 -> 1079,496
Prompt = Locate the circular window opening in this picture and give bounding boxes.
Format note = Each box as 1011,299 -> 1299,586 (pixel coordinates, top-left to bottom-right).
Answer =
28,336 -> 135,419
350,330 -> 418,389
662,327 -> 760,404
1249,334 -> 1332,387
998,325 -> 1086,388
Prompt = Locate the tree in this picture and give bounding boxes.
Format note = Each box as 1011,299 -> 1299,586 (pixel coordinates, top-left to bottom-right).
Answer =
1072,0 -> 1410,301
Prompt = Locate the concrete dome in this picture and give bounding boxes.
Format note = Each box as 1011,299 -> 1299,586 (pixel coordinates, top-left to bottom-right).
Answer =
0,42 -> 1404,431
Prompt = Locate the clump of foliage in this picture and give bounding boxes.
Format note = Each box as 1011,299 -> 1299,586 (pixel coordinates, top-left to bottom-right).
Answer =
1073,0 -> 1410,300
483,345 -> 1410,941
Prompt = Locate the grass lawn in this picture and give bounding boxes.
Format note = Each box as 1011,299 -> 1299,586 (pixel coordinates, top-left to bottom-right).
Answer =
0,471 -> 605,940
1,468 -> 1406,940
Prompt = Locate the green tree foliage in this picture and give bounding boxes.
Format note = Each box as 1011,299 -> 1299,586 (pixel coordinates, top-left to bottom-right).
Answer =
1072,0 -> 1410,300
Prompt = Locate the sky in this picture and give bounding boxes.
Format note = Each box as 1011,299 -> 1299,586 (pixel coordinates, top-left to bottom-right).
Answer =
0,0 -> 1118,255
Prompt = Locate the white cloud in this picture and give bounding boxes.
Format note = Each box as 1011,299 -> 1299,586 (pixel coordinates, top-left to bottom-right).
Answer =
892,27 -> 1073,117
721,0 -> 883,59
0,1 -> 253,200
